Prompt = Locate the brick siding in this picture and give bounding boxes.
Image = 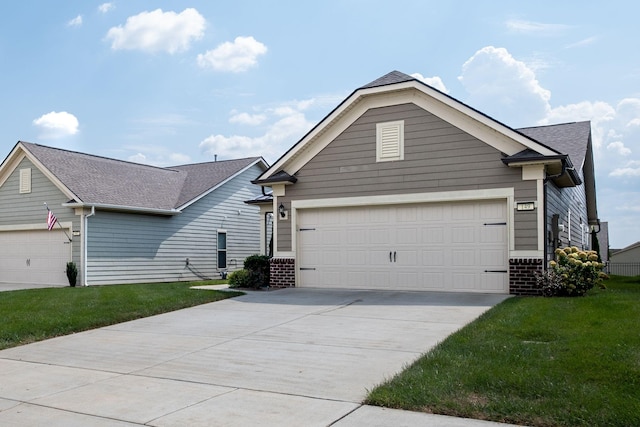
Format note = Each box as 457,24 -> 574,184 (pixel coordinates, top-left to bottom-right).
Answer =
269,257 -> 296,288
509,258 -> 543,296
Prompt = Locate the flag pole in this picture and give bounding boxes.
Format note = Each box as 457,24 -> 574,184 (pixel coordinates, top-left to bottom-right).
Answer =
44,203 -> 72,242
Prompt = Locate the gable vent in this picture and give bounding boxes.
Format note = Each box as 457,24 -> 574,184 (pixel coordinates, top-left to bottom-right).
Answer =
19,168 -> 32,194
376,120 -> 404,162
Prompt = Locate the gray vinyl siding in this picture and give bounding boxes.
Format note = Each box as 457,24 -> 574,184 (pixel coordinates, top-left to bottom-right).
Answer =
278,103 -> 538,251
0,158 -> 81,277
86,164 -> 264,285
545,171 -> 590,262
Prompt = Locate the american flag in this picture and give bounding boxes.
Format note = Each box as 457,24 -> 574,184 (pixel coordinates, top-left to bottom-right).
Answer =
46,209 -> 57,231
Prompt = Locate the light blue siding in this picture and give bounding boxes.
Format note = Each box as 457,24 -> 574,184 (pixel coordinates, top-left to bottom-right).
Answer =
86,163 -> 264,285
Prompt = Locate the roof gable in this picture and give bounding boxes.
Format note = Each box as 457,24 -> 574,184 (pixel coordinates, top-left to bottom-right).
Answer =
256,70 -> 560,184
0,142 -> 264,213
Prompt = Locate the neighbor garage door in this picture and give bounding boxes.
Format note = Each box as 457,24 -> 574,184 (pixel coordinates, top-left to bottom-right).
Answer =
0,229 -> 71,286
297,200 -> 508,293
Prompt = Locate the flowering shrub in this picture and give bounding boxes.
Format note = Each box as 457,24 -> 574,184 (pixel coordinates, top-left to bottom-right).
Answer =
536,247 -> 606,297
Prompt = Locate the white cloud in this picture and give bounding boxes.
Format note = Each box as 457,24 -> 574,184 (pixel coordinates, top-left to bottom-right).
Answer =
458,46 -> 551,126
125,145 -> 191,166
610,160 -> 640,177
197,36 -> 267,72
411,73 -> 449,93
565,36 -> 598,49
33,111 -> 79,138
98,3 -> 114,13
200,102 -> 314,161
67,15 -> 82,27
505,19 -> 572,35
229,112 -> 266,126
607,141 -> 632,156
106,8 -> 205,54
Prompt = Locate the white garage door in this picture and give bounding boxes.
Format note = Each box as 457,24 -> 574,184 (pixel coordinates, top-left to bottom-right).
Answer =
297,200 -> 508,293
0,229 -> 71,286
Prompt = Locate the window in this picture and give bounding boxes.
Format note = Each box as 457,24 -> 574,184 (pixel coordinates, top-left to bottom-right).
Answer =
217,230 -> 227,269
376,120 -> 404,162
19,168 -> 31,194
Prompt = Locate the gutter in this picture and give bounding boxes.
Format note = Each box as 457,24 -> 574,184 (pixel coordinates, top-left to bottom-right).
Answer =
84,205 -> 95,286
62,202 -> 181,216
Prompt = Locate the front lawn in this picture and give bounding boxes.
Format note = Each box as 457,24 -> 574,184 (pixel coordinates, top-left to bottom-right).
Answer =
366,275 -> 640,427
0,281 -> 240,350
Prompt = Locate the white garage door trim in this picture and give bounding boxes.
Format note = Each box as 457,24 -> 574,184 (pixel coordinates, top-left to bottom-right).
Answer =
290,188 -> 515,253
0,224 -> 72,287
289,189 -> 514,293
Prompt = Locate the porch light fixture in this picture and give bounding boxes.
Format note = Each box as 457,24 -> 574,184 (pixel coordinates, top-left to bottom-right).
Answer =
278,203 -> 286,218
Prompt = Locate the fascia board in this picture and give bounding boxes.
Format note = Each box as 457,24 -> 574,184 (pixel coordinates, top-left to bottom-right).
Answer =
0,143 -> 79,202
259,81 -> 559,181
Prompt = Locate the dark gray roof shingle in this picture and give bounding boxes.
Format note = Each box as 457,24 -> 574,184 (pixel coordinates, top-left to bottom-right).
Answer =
20,142 -> 260,211
517,121 -> 591,169
360,70 -> 416,89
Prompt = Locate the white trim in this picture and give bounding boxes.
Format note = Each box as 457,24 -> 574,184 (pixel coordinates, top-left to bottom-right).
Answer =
291,188 -> 514,209
290,188 -> 516,258
510,250 -> 544,258
258,81 -> 559,182
62,202 -> 181,216
376,120 -> 404,162
537,178 -> 545,251
0,221 -> 73,232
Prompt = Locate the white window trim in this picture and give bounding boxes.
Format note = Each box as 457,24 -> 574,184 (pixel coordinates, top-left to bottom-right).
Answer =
217,229 -> 227,269
376,120 -> 404,162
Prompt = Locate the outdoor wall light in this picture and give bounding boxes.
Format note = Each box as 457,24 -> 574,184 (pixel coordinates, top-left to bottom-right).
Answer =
278,203 -> 286,218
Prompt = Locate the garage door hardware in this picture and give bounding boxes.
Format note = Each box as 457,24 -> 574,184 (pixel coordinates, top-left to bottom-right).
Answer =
299,228 -> 316,231
484,270 -> 508,273
300,267 -> 316,271
389,251 -> 397,262
484,222 -> 507,226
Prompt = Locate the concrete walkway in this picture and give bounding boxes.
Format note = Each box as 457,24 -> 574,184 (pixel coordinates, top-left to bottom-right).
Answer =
0,288 -> 520,426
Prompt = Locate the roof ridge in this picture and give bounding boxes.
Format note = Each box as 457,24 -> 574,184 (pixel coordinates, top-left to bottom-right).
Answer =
516,121 -> 591,131
170,156 -> 262,168
19,141 -> 181,173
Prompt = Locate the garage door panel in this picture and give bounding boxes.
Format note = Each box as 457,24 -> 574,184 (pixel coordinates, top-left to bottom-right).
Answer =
297,200 -> 508,293
0,229 -> 70,286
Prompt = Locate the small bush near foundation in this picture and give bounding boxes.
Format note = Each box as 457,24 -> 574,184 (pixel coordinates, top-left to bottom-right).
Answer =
536,247 -> 606,296
243,254 -> 270,288
228,269 -> 251,288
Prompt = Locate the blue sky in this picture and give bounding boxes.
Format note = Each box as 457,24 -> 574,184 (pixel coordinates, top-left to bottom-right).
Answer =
0,1 -> 638,248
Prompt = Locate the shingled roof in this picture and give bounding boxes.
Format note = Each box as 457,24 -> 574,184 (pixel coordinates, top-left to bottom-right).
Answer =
517,121 -> 592,170
15,142 -> 263,212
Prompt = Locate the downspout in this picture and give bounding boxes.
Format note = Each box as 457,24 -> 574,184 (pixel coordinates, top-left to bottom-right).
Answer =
84,206 -> 95,286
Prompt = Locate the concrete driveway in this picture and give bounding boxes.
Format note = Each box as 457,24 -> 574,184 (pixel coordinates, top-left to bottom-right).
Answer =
0,288 -> 513,426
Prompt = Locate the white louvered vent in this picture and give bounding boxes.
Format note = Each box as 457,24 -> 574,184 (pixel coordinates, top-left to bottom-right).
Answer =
376,120 -> 404,162
19,168 -> 32,194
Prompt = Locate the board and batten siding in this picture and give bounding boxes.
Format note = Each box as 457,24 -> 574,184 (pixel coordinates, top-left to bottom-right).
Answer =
277,103 -> 538,252
86,164 -> 263,285
0,157 -> 81,278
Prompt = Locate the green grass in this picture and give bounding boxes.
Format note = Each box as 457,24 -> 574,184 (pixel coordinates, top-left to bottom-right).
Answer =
366,276 -> 640,427
0,280 -> 241,350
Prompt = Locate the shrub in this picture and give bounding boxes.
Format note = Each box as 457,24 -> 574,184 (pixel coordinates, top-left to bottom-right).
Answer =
536,247 -> 605,297
66,262 -> 78,287
228,269 -> 251,288
244,254 -> 270,288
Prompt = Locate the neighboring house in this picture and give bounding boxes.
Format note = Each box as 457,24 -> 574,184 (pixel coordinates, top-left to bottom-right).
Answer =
0,141 -> 267,287
252,71 -> 601,295
609,241 -> 640,276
